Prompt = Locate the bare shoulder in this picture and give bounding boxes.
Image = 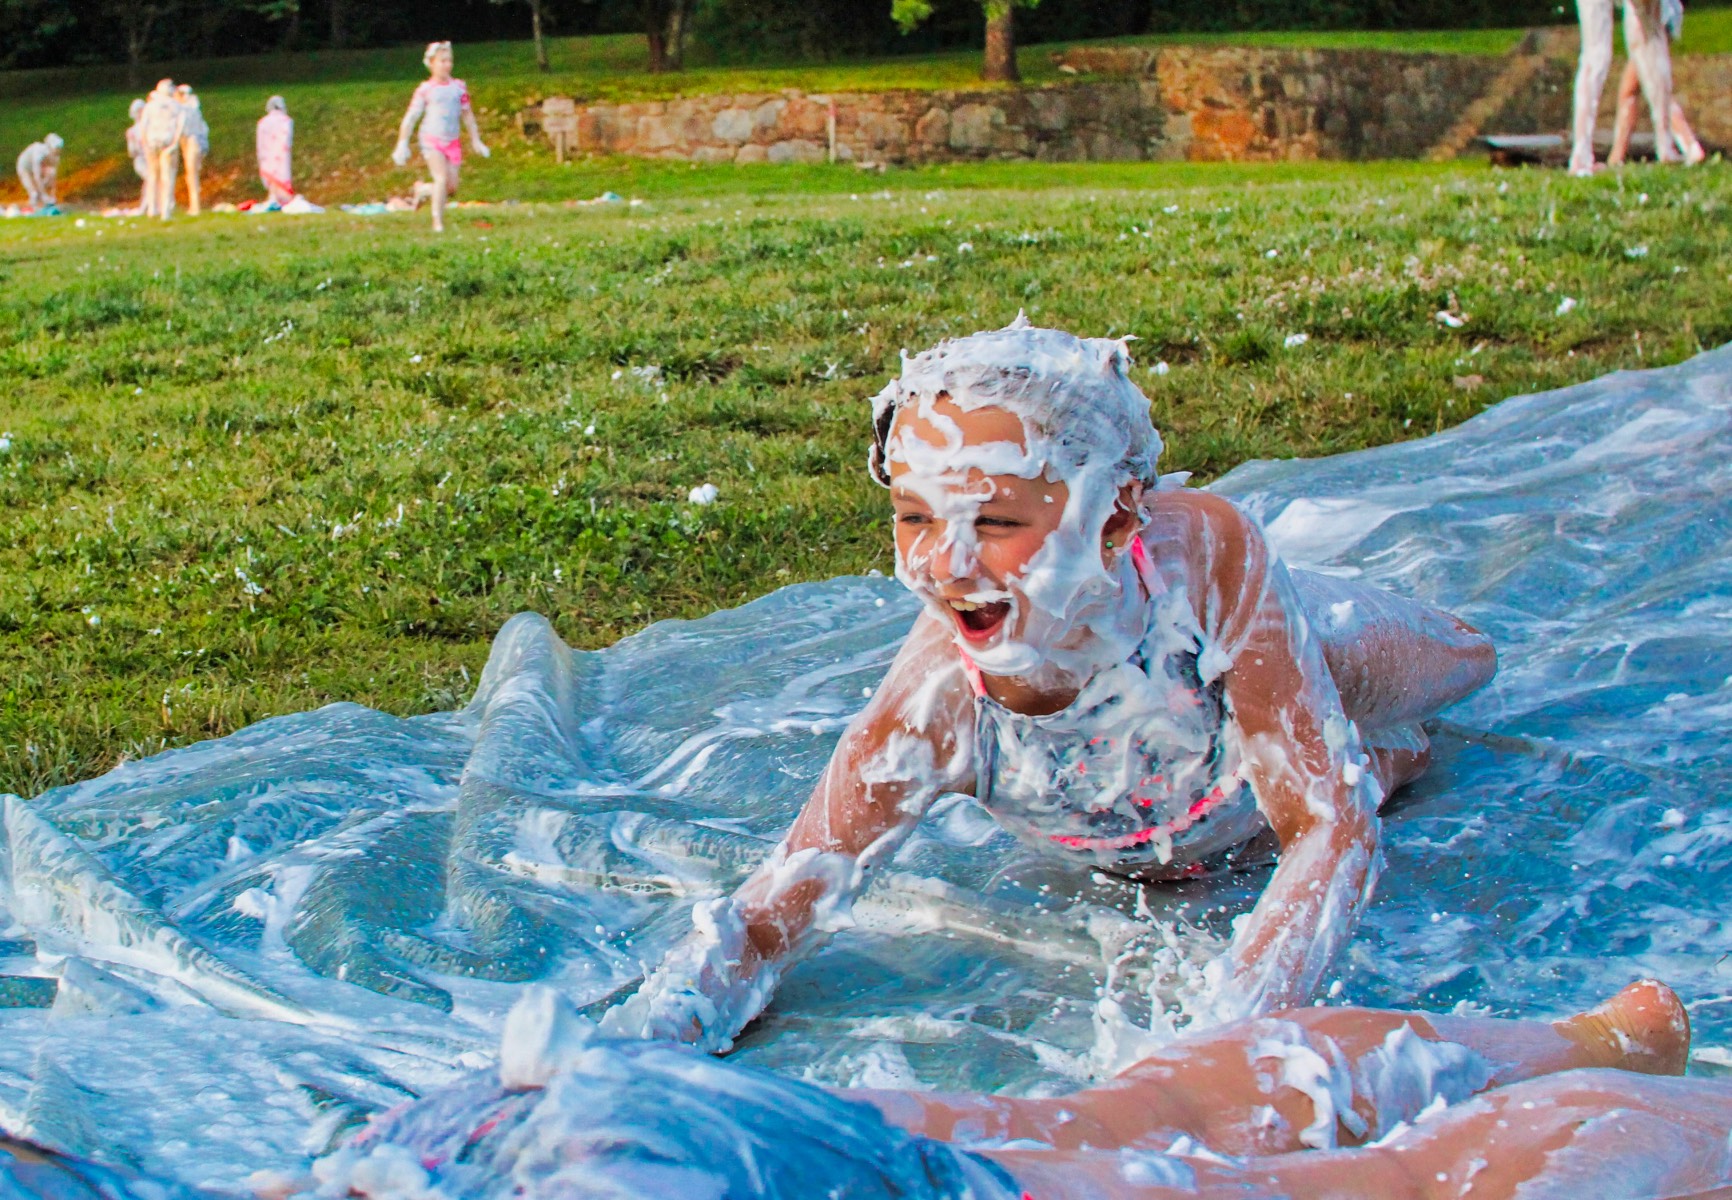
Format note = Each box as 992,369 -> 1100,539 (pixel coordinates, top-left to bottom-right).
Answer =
854,611 -> 972,737
1142,489 -> 1265,570
882,610 -> 971,699
1142,490 -> 1274,638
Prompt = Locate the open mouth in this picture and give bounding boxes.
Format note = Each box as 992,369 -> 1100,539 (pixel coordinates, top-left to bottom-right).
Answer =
947,598 -> 1011,642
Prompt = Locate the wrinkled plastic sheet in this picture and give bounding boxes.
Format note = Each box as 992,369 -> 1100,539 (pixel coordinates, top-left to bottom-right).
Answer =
3,348 -> 1731,1189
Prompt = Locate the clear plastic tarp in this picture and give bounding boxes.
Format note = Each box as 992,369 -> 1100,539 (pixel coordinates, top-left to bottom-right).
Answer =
3,348 -> 1730,1190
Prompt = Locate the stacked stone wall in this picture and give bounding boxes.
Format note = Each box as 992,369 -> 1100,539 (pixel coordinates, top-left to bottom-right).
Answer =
519,41 -> 1732,166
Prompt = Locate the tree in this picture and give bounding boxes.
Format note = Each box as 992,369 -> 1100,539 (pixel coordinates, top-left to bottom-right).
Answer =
0,0 -> 77,69
892,0 -> 1036,83
100,0 -> 176,85
643,0 -> 689,72
490,0 -> 551,70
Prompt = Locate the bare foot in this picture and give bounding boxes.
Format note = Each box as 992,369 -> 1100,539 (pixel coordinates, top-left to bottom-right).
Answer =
1553,979 -> 1691,1075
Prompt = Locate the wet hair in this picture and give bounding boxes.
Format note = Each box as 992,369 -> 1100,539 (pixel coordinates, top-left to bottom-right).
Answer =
316,1037 -> 1018,1200
424,40 -> 454,67
868,315 -> 1163,492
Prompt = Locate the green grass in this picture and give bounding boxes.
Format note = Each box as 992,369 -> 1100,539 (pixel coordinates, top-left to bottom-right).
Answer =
0,159 -> 1729,796
19,7 -> 1732,210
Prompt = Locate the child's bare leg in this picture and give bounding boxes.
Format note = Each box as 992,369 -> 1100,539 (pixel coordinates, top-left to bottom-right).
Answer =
1293,571 -> 1497,733
182,142 -> 202,215
1671,99 -> 1706,164
1625,0 -> 1680,163
156,148 -> 179,219
988,1068 -> 1732,1200
421,145 -> 450,232
1609,59 -> 1641,165
851,982 -> 1687,1158
1571,0 -> 1615,175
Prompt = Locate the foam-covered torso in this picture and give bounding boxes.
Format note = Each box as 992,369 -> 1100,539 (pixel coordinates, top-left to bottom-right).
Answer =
969,513 -> 1264,874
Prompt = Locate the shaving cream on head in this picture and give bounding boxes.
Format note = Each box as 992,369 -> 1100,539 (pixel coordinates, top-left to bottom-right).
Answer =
870,315 -> 1166,683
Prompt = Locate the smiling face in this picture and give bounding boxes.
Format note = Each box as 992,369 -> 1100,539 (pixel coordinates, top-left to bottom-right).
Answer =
885,396 -> 1149,691
888,398 -> 1069,651
428,46 -> 455,80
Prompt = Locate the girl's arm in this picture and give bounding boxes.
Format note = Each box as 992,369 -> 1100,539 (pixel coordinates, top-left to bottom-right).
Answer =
463,101 -> 489,156
1176,493 -> 1384,1017
392,88 -> 424,165
601,612 -> 975,1052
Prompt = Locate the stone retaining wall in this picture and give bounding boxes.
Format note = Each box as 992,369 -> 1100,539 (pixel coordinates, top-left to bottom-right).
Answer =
518,40 -> 1732,166
550,84 -> 1163,165
522,44 -> 1505,166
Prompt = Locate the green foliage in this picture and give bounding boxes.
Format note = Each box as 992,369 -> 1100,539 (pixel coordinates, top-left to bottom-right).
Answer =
0,159 -> 1729,795
892,0 -> 935,34
892,0 -> 1040,36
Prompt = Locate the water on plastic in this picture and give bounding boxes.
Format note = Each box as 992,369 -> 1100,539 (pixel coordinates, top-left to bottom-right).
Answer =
2,348 -> 1730,1191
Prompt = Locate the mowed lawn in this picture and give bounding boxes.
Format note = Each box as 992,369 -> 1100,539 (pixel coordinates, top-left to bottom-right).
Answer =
0,159 -> 1729,795
7,8 -> 1732,208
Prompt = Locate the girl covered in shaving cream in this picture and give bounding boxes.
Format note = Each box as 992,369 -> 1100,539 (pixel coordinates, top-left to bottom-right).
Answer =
604,318 -> 1496,1051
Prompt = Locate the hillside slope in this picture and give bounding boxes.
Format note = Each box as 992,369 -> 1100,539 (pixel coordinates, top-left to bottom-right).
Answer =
2,13 -> 1728,206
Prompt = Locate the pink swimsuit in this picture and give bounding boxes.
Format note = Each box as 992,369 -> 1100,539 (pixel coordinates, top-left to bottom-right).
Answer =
409,78 -> 471,163
957,536 -> 1259,873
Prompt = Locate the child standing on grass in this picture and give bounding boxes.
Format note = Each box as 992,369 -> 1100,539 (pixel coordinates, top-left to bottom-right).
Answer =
140,79 -> 185,221
604,318 -> 1497,1052
174,84 -> 209,216
14,134 -> 62,213
256,96 -> 295,207
126,99 -> 152,215
392,41 -> 490,234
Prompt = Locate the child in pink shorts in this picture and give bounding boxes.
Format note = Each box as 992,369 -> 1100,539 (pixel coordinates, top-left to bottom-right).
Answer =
392,41 -> 490,233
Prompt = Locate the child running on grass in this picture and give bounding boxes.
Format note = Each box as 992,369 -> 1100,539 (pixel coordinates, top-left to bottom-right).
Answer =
604,317 -> 1497,1051
392,41 -> 490,234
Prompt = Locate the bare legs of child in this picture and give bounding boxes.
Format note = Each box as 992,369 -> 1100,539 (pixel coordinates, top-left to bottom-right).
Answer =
1286,571 -> 1497,798
854,981 -> 1718,1200
180,138 -> 203,216
414,145 -> 460,233
1609,56 -> 1707,166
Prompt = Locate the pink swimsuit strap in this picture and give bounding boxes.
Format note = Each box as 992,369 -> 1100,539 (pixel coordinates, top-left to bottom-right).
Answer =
955,534 -> 1154,698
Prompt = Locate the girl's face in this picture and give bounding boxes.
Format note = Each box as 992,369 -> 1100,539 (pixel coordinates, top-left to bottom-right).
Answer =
429,48 -> 455,80
887,398 -> 1070,652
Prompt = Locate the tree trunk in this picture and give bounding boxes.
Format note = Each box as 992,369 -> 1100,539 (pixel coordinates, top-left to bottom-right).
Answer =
123,7 -> 157,89
531,0 -> 548,71
279,2 -> 303,52
982,2 -> 1018,83
664,0 -> 689,71
646,12 -> 668,73
329,0 -> 349,50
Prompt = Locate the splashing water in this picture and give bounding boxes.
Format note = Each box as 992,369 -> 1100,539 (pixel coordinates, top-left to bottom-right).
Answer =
2,348 -> 1731,1189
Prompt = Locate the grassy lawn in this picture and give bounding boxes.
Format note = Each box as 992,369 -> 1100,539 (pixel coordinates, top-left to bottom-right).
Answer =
0,159 -> 1728,796
10,8 -> 1732,211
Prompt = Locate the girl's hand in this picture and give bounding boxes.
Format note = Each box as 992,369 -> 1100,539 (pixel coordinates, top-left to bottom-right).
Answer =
391,142 -> 410,167
474,139 -> 491,158
597,895 -> 770,1054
